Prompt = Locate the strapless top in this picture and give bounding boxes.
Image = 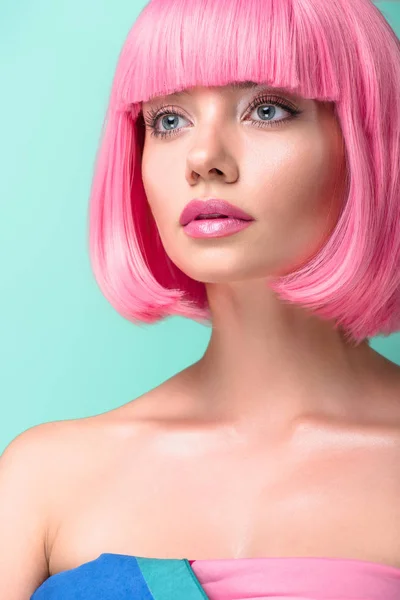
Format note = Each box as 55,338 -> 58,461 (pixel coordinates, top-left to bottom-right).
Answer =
30,552 -> 400,599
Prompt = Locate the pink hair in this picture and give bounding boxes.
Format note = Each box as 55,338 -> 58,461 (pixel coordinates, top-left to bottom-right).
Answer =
88,0 -> 400,347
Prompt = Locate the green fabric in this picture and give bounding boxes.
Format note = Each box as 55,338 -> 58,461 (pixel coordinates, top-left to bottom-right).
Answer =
136,558 -> 209,600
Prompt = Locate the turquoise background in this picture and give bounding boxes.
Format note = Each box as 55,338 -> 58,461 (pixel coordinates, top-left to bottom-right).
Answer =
0,1 -> 399,454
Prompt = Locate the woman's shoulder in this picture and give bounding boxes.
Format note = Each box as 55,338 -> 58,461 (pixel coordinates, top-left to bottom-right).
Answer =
4,376 -> 185,477
21,381 -> 188,481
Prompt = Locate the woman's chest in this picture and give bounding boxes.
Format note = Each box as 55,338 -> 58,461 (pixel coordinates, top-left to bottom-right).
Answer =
47,420 -> 400,575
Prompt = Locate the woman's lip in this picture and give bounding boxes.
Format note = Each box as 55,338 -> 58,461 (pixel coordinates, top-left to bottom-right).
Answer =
183,217 -> 253,238
179,198 -> 254,226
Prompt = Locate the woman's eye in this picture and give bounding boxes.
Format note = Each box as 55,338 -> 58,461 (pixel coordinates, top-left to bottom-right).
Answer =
144,98 -> 301,139
156,114 -> 189,136
248,104 -> 289,123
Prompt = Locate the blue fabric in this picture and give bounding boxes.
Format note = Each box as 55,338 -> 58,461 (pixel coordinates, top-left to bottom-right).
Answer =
31,554 -> 154,600
30,553 -> 209,600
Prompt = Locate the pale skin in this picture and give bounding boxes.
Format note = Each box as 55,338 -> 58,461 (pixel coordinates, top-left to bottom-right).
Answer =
1,82 -> 400,599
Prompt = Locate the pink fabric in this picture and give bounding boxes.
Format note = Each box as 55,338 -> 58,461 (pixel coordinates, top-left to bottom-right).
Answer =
188,556 -> 400,599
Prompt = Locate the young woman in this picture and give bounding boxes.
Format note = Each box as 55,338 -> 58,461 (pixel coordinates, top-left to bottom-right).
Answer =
2,0 -> 400,598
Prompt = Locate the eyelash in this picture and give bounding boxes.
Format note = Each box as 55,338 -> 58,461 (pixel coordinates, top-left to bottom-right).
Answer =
142,94 -> 302,139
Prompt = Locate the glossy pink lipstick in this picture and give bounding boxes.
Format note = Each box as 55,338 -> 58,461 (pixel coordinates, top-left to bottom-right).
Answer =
179,199 -> 254,239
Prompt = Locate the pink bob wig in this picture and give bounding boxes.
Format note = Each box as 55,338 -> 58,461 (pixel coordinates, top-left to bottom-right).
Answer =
87,0 -> 400,347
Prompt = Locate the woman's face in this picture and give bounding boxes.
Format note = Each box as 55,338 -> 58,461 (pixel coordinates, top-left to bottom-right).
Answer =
141,83 -> 346,282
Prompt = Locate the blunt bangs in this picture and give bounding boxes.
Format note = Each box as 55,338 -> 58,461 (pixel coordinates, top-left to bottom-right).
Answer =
110,0 -> 342,113
88,0 -> 400,345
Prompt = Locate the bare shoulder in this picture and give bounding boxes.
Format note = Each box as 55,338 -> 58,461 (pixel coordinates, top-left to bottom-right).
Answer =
37,379 -> 191,482
0,420 -> 90,508
0,422 -> 74,597
0,420 -> 74,491
2,420 -> 60,460
2,370 -> 192,486
0,415 -> 147,596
